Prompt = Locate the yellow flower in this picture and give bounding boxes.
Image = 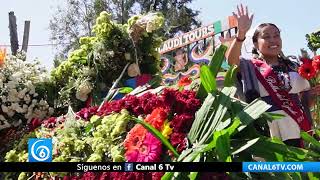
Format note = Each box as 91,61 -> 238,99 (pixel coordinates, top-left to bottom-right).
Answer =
161,120 -> 172,139
0,48 -> 6,67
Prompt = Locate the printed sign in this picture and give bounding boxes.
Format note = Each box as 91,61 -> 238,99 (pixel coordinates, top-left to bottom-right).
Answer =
158,16 -> 237,54
159,16 -> 237,85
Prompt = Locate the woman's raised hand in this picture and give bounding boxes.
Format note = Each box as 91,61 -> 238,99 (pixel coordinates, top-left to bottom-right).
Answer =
310,84 -> 320,96
233,4 -> 254,39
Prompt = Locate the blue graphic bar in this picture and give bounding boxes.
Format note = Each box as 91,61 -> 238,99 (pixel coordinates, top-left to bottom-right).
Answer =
243,162 -> 320,172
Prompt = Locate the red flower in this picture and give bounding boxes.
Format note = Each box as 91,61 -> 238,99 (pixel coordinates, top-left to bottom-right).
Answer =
76,106 -> 98,120
63,175 -> 80,180
125,132 -> 162,162
99,172 -> 111,180
110,172 -> 145,180
81,172 -> 97,179
300,58 -> 312,65
85,95 -> 93,108
298,63 -> 316,80
42,117 -> 58,128
170,132 -> 187,152
137,74 -> 152,86
139,93 -> 166,115
145,108 -> 168,130
170,113 -> 194,133
312,55 -> 320,72
175,90 -> 201,114
124,124 -> 147,154
28,118 -> 41,131
178,76 -> 192,87
151,172 -> 165,180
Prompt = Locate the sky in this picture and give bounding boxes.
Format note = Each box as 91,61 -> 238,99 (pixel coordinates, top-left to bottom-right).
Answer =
0,0 -> 319,70
0,0 -> 64,70
190,0 -> 320,58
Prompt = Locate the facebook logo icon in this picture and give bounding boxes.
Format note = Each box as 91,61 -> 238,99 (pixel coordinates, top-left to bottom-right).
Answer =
125,163 -> 133,171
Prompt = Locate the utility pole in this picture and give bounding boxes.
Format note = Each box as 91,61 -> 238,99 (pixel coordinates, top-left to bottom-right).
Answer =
8,11 -> 19,55
21,21 -> 30,52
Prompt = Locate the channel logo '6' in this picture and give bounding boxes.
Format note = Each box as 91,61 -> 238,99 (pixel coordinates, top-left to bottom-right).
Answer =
28,138 -> 52,162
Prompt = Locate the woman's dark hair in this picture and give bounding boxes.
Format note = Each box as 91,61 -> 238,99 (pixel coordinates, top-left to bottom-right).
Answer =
252,47 -> 259,56
252,23 -> 280,43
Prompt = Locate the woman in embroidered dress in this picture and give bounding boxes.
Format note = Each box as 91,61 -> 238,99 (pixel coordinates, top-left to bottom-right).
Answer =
226,4 -> 320,147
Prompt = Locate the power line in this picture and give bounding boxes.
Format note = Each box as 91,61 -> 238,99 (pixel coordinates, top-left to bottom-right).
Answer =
0,43 -> 71,47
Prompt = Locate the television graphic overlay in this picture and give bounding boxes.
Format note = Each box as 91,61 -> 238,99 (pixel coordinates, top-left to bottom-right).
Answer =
28,138 -> 52,162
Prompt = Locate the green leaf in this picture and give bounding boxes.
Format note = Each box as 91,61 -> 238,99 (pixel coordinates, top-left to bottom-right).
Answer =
200,65 -> 216,93
189,154 -> 201,180
226,117 -> 241,136
84,123 -> 93,133
177,148 -> 194,162
308,172 -> 320,180
161,172 -> 174,180
247,137 -> 317,161
236,99 -> 271,126
132,117 -> 179,157
119,87 -> 133,94
224,65 -> 238,87
215,118 -> 231,131
197,45 -> 227,99
214,130 -> 231,162
290,172 -> 302,180
182,150 -> 201,162
301,131 -> 320,148
196,83 -> 207,100
271,137 -> 285,161
239,99 -> 272,123
231,138 -> 260,155
188,93 -> 216,143
209,45 -> 228,77
264,112 -> 286,120
315,129 -> 320,138
90,115 -> 101,124
199,87 -> 237,144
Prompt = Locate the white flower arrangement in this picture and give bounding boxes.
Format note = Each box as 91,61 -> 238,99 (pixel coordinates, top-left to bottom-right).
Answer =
75,80 -> 93,102
0,55 -> 54,130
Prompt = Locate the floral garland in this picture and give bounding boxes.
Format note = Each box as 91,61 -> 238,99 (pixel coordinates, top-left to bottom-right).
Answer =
0,54 -> 54,130
4,88 -> 200,179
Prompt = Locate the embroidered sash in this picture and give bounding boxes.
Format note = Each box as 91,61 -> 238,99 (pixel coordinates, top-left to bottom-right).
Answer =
251,59 -> 311,133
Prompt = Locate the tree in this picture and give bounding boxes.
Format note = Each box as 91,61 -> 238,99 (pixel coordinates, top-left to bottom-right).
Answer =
306,30 -> 320,56
49,0 -> 200,57
138,0 -> 201,37
49,0 -> 95,57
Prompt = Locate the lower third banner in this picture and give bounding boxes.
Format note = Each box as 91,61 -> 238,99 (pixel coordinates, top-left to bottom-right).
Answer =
1,162 -> 319,172
243,162 -> 320,172
0,162 -> 242,172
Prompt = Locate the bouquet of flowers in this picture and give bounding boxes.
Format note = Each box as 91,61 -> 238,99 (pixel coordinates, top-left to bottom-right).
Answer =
0,53 -> 54,130
50,12 -> 164,113
298,54 -> 320,125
